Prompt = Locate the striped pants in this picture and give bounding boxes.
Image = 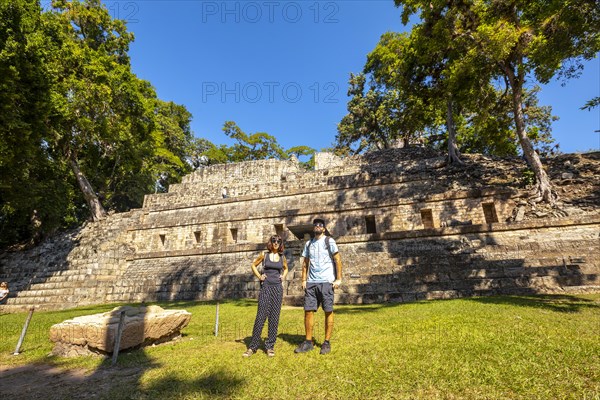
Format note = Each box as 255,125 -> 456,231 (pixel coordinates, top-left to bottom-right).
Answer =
249,283 -> 283,350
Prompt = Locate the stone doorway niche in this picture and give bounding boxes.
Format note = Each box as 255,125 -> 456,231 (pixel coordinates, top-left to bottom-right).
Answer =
287,224 -> 314,241
482,202 -> 499,223
365,216 -> 377,234
274,224 -> 284,238
420,209 -> 434,229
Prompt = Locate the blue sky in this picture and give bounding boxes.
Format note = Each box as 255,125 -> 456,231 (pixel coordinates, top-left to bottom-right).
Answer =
106,0 -> 598,154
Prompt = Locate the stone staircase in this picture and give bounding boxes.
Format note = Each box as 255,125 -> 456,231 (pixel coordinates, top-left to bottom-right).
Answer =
0,211 -> 140,311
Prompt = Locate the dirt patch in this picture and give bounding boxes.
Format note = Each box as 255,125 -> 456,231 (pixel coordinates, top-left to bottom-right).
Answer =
0,363 -> 144,400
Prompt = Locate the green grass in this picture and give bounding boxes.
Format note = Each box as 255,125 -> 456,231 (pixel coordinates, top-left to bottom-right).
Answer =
1,294 -> 599,399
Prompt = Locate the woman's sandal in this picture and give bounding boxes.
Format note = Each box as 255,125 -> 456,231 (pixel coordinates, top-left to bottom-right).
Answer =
242,348 -> 256,357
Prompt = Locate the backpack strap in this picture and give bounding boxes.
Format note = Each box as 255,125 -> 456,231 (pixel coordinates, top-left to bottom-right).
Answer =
305,238 -> 312,259
325,236 -> 338,279
325,236 -> 334,262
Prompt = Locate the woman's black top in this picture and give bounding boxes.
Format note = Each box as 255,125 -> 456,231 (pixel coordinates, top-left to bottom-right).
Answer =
263,253 -> 283,286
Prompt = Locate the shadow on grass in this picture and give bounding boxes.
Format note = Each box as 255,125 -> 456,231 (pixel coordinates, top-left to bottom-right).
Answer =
161,299 -> 258,308
333,302 -> 406,315
236,331 -> 305,349
1,305 -> 168,400
0,351 -> 161,400
276,333 -> 305,347
333,294 -> 600,314
143,368 -> 245,399
235,336 -> 252,348
465,294 -> 600,313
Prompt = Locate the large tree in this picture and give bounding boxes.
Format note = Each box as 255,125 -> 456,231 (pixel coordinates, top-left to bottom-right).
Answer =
395,0 -> 600,203
44,0 -> 138,221
337,73 -> 404,153
345,25 -> 557,162
0,0 -> 194,247
336,74 -> 432,154
361,29 -> 470,162
0,0 -> 74,246
45,0 -> 193,220
406,11 -> 497,164
337,32 -> 437,155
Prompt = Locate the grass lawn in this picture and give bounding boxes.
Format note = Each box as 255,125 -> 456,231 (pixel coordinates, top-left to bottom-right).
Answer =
1,294 -> 599,399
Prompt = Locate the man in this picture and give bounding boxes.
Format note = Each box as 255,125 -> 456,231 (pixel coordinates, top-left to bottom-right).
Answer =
295,218 -> 343,355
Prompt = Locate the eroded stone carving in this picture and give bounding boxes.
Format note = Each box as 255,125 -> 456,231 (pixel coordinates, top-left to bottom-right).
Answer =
49,305 -> 191,357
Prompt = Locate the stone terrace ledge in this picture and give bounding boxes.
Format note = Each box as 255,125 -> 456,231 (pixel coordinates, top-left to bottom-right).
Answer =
127,214 -> 600,261
142,152 -> 449,211
134,187 -> 515,231
143,169 -> 513,214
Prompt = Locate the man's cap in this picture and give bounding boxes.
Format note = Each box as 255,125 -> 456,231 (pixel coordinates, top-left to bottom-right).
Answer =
313,218 -> 326,226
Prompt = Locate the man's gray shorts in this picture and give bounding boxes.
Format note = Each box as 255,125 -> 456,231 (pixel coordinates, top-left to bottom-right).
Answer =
304,282 -> 334,312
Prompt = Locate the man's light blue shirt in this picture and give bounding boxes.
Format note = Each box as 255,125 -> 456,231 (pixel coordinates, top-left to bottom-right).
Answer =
302,236 -> 338,283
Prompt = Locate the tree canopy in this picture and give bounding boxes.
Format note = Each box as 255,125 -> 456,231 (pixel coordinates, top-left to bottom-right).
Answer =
339,0 -> 597,204
188,121 -> 315,168
394,0 -> 599,203
0,0 -> 194,247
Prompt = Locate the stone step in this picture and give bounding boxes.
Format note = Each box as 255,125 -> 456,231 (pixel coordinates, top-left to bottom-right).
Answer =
31,270 -> 115,282
0,302 -> 70,313
6,296 -> 54,305
1,268 -> 88,280
0,304 -> 39,313
10,278 -> 112,297
18,282 -> 61,290
9,287 -> 76,299
20,281 -> 87,290
5,292 -> 96,306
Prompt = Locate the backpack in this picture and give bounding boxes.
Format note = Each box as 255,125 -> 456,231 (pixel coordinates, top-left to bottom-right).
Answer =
305,236 -> 338,279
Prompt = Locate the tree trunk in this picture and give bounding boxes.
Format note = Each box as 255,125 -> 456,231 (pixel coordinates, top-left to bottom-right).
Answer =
505,66 -> 555,204
446,98 -> 463,165
69,157 -> 106,221
403,136 -> 410,148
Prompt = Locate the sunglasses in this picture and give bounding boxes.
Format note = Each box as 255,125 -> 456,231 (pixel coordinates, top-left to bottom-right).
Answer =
313,222 -> 325,227
270,238 -> 282,244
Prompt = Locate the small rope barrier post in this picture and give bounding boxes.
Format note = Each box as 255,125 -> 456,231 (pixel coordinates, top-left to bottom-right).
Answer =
214,302 -> 220,337
111,310 -> 126,366
14,307 -> 35,355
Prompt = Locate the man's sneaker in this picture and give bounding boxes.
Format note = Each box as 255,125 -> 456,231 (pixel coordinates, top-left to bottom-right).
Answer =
294,340 -> 314,353
320,341 -> 331,355
242,348 -> 256,357
267,349 -> 275,357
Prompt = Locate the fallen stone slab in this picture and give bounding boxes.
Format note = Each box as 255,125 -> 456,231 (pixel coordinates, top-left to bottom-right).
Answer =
49,305 -> 191,357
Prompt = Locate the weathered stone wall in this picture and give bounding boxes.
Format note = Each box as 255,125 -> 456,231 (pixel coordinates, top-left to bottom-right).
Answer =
1,149 -> 599,311
132,185 -> 515,256
332,217 -> 600,304
103,217 -> 600,307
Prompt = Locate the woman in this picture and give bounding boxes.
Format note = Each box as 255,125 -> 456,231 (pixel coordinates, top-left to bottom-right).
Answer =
0,282 -> 8,304
243,235 -> 288,357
